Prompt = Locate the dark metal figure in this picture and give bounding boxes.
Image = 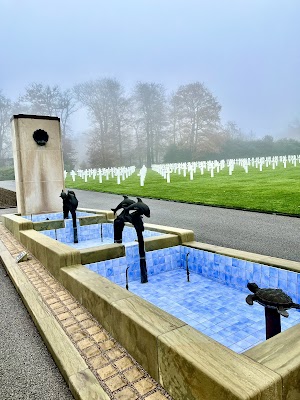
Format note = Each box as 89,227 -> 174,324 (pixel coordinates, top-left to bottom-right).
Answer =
246,282 -> 300,339
60,190 -> 79,243
112,196 -> 150,283
111,195 -> 135,215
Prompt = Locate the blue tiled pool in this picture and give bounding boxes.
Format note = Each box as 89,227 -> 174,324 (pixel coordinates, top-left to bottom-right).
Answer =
34,213 -> 300,353
85,244 -> 300,353
40,219 -> 162,246
23,211 -> 92,221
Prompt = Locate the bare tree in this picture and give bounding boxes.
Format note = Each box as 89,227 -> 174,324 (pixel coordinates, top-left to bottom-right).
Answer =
19,83 -> 78,169
132,82 -> 166,167
21,83 -> 60,115
171,82 -> 222,159
74,78 -> 128,167
0,91 -> 13,164
168,92 -> 181,145
222,121 -> 246,140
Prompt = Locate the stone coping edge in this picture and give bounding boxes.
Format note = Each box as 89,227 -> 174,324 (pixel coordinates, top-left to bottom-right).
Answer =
0,241 -> 110,400
1,214 -> 186,267
77,208 -> 114,220
184,241 -> 300,272
60,264 -> 282,400
79,234 -> 181,265
244,323 -> 300,400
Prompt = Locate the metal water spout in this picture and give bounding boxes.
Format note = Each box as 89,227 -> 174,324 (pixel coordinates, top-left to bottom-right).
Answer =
186,252 -> 190,282
126,266 -> 130,290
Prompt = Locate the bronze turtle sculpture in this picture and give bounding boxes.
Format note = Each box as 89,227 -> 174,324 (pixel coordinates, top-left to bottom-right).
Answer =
246,282 -> 300,317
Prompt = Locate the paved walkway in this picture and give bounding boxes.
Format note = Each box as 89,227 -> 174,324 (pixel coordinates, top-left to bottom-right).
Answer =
1,181 -> 299,262
70,189 -> 300,263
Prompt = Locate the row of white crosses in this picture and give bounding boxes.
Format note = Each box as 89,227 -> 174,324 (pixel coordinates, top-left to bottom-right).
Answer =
64,166 -> 136,184
63,155 -> 299,186
152,159 -> 228,181
152,155 -> 300,183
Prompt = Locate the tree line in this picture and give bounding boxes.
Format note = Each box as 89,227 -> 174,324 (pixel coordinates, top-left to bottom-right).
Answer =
0,79 -> 299,170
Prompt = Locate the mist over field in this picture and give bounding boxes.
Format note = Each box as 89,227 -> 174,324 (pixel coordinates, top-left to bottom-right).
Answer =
0,0 -> 299,169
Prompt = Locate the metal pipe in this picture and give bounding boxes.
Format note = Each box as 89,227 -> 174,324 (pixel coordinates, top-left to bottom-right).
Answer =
265,307 -> 281,339
186,252 -> 190,282
126,266 -> 130,290
100,223 -> 103,242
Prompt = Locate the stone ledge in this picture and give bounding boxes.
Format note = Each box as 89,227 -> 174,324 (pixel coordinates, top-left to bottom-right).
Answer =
144,234 -> 180,251
1,213 -> 33,240
60,264 -> 283,399
158,324 -> 281,400
80,243 -> 125,265
78,214 -> 107,226
244,323 -> 300,400
60,264 -> 134,312
19,229 -> 81,279
61,265 -> 185,382
184,241 -> 300,273
33,219 -> 65,231
0,245 -> 108,400
143,223 -> 194,243
78,208 -> 114,220
107,294 -> 186,381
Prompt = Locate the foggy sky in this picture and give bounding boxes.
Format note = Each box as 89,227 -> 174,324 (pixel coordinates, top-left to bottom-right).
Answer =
1,0 -> 299,138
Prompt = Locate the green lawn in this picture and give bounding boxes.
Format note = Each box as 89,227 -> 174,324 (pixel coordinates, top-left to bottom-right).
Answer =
65,164 -> 300,215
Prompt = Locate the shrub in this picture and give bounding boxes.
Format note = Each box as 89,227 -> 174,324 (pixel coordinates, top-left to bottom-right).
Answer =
0,166 -> 15,180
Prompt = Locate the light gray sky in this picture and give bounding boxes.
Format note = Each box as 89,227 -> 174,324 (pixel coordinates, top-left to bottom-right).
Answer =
1,0 -> 299,137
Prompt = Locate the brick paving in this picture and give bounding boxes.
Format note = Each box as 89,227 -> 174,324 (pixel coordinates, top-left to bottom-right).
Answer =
0,223 -> 173,400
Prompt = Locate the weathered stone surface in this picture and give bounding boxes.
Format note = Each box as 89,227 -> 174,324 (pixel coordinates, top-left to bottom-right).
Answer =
60,265 -> 134,329
78,215 -> 107,226
19,230 -> 81,278
69,368 -> 110,400
245,324 -> 300,400
11,115 -> 64,215
80,243 -> 125,265
143,223 -> 194,243
2,214 -> 33,240
77,207 -> 114,220
0,245 -> 29,289
158,325 -> 282,400
144,234 -> 180,251
33,219 -> 65,231
108,295 -> 186,381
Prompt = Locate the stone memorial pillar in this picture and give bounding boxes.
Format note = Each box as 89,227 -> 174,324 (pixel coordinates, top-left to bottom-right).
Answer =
11,114 -> 65,215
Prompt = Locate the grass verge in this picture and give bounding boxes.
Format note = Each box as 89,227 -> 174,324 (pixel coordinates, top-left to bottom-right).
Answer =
65,164 -> 300,216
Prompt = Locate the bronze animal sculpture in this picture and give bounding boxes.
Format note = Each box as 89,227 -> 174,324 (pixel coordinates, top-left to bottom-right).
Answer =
246,282 -> 300,317
60,190 -> 78,243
